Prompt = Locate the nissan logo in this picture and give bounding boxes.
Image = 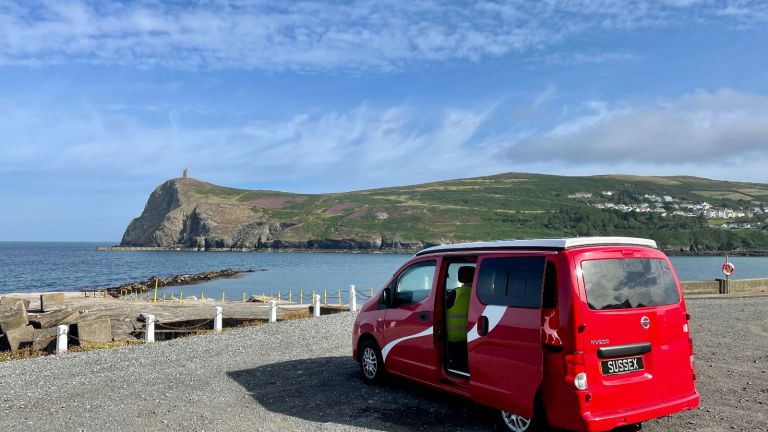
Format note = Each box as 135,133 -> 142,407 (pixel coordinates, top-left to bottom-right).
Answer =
640,316 -> 651,329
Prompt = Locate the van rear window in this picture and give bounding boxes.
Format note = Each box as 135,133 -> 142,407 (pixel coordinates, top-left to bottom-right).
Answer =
581,259 -> 680,310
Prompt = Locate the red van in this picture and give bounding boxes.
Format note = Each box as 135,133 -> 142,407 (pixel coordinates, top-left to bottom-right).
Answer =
352,237 -> 699,431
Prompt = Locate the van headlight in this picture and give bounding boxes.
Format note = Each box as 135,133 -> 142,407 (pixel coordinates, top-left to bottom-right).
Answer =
574,372 -> 588,390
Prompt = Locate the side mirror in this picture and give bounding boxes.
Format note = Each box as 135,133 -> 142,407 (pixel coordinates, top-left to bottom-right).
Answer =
382,287 -> 392,307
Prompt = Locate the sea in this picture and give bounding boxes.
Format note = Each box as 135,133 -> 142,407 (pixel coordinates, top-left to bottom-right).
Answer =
1,242 -> 767,300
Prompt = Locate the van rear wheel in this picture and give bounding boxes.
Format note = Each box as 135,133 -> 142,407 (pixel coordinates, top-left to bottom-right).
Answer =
499,410 -> 540,432
359,340 -> 385,384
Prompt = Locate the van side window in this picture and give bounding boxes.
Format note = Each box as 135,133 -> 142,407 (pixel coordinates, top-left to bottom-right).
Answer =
542,261 -> 558,308
476,256 -> 547,308
394,260 -> 436,306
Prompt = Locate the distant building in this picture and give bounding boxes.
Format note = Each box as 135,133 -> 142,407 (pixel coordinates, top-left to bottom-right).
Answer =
568,192 -> 593,199
183,168 -> 189,178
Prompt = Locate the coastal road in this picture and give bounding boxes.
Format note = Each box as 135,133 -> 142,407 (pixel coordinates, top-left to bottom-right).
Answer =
1,298 -> 767,432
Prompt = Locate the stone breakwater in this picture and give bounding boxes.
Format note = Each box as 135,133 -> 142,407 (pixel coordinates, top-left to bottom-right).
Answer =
102,268 -> 259,297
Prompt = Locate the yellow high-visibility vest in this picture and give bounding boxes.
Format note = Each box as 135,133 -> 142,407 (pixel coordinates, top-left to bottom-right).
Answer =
446,284 -> 471,343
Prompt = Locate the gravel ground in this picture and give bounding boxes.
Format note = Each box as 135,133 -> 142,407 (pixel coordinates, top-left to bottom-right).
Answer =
0,297 -> 766,432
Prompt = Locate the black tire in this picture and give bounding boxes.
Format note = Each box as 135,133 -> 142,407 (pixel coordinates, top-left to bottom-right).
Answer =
499,397 -> 549,432
359,340 -> 385,384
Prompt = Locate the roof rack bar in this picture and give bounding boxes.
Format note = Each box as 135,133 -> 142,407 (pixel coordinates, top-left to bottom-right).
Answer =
415,237 -> 657,256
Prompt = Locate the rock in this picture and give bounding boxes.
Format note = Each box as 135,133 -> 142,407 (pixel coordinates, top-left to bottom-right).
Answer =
0,296 -> 31,311
247,295 -> 266,303
0,325 -> 34,352
28,308 -> 80,329
30,327 -> 59,352
0,301 -> 29,333
111,319 -> 138,341
73,319 -> 112,344
40,292 -> 66,312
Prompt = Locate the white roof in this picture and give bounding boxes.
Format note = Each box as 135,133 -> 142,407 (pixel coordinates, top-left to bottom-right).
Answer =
416,237 -> 657,256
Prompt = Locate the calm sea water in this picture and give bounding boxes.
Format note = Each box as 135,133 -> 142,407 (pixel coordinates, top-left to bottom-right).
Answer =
1,242 -> 767,299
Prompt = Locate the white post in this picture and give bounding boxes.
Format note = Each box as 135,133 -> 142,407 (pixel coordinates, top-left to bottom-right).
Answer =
313,294 -> 321,317
143,314 -> 155,343
56,325 -> 68,354
350,284 -> 357,312
269,300 -> 277,323
214,306 -> 223,332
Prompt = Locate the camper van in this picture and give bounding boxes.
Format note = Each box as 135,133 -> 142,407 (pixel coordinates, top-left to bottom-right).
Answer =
352,237 -> 699,431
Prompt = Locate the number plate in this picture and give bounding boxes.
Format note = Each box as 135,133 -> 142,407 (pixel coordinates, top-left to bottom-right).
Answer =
601,356 -> 645,376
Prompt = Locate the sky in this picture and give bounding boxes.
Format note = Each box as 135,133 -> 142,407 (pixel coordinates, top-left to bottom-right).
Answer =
0,0 -> 767,241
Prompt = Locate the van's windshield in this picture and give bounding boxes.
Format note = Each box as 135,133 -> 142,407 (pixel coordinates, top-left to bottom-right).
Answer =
582,258 -> 680,310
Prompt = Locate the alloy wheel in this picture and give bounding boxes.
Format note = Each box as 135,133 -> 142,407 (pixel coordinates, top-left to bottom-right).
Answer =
501,410 -> 531,432
362,347 -> 378,379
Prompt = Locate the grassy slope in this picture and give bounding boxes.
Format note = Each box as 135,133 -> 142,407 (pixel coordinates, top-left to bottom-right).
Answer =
179,173 -> 768,251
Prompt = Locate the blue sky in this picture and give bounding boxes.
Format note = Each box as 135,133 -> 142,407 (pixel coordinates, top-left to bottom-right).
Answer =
1,0 -> 767,241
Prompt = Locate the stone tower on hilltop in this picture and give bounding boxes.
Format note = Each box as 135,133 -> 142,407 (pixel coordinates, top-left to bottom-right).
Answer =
183,168 -> 188,179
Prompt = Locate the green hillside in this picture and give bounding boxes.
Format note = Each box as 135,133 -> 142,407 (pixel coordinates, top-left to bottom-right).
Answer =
121,173 -> 768,253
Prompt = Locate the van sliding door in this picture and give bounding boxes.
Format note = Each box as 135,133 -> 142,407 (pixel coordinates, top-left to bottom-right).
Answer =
467,255 -> 546,419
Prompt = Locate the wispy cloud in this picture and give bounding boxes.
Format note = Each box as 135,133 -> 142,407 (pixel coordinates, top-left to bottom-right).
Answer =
0,0 -> 762,71
0,98 -> 503,190
2,87 -> 767,193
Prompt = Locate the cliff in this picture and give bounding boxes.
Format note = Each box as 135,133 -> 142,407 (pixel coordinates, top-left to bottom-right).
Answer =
120,177 -> 430,251
118,173 -> 768,253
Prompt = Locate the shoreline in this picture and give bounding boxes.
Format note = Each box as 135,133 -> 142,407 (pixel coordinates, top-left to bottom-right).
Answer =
95,245 -> 768,257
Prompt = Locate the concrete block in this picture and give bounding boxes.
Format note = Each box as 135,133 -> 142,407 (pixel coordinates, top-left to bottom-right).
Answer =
0,301 -> 29,333
0,325 -> 34,352
307,305 -> 349,315
28,308 -> 80,329
73,319 -> 112,344
110,319 -> 138,341
30,327 -> 59,352
0,297 -> 31,311
40,293 -> 66,312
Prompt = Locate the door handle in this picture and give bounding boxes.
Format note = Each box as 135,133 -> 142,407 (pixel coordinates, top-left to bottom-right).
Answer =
418,311 -> 431,322
478,315 -> 489,336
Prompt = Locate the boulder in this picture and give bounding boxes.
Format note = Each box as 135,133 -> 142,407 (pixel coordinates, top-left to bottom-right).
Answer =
40,293 -> 66,312
28,308 -> 80,329
247,295 -> 267,303
111,319 -> 138,341
0,325 -> 34,352
30,327 -> 59,352
0,296 -> 31,311
73,319 -> 112,344
0,301 -> 28,333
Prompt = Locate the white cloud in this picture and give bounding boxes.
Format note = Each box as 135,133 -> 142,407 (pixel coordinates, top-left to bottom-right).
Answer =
0,99 -> 503,190
0,0 -> 761,71
506,88 -> 768,169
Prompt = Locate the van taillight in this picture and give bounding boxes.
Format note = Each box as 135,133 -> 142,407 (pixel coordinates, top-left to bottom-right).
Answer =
564,352 -> 587,390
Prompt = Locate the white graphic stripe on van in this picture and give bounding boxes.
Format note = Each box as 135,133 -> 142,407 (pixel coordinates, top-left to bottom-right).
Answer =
381,326 -> 434,363
467,305 -> 507,343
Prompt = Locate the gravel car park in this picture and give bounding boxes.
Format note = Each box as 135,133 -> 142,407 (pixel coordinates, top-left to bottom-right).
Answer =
0,297 -> 766,432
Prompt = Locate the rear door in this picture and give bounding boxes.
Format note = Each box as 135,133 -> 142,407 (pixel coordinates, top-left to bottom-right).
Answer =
575,248 -> 685,414
382,259 -> 438,384
467,255 -> 547,418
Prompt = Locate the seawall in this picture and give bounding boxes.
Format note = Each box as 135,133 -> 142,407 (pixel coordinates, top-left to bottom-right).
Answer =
681,278 -> 768,295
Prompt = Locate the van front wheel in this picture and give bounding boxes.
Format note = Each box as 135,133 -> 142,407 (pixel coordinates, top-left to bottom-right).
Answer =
359,340 -> 385,384
500,410 -> 540,432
